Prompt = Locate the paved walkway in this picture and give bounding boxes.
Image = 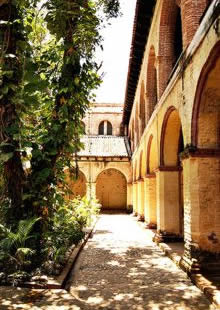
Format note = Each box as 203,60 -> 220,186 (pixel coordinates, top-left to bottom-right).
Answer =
0,214 -> 216,309
66,214 -> 214,309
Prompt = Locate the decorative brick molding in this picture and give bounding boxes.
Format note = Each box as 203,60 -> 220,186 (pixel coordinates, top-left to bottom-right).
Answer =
180,146 -> 220,160
154,166 -> 182,173
145,173 -> 156,178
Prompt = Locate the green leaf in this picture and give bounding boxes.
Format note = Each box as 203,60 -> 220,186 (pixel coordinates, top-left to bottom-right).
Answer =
0,152 -> 14,162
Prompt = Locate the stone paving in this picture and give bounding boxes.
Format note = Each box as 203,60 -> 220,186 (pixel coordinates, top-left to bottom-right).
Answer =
66,213 -> 215,309
0,213 -> 216,309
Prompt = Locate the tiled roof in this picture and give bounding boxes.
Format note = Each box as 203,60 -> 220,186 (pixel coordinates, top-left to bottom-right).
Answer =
77,136 -> 131,157
122,0 -> 156,125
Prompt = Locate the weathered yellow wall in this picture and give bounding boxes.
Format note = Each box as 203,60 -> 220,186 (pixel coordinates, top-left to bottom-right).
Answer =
96,168 -> 127,209
128,0 -> 220,259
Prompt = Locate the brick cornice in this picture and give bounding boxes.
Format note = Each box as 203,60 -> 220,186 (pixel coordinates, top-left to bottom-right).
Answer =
154,166 -> 182,173
180,147 -> 220,160
145,173 -> 156,179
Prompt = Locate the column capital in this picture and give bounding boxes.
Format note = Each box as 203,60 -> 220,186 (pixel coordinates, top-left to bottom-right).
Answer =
154,166 -> 182,173
137,177 -> 145,183
180,147 -> 220,161
144,173 -> 156,179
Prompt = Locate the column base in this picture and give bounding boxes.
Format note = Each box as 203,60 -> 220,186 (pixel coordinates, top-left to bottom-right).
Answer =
153,230 -> 184,243
132,212 -> 138,217
145,222 -> 157,229
180,242 -> 220,274
137,215 -> 145,222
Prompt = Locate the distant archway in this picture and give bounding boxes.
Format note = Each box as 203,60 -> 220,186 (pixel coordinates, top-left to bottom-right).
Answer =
96,169 -> 127,210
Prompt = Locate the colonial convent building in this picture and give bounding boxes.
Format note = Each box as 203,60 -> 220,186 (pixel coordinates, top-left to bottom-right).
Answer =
73,0 -> 220,274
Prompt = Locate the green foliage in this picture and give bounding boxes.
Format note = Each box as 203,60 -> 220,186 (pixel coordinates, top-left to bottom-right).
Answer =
0,0 -> 119,277
42,196 -> 100,274
0,217 -> 40,270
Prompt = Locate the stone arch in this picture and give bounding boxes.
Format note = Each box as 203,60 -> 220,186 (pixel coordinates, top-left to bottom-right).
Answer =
158,107 -> 184,237
146,46 -> 158,121
147,135 -> 158,174
158,0 -> 183,98
145,134 -> 157,228
188,42 -> 220,253
160,107 -> 184,167
66,170 -> 87,199
139,81 -> 146,135
96,168 -> 127,210
133,160 -> 137,181
192,42 -> 220,148
139,150 -> 143,179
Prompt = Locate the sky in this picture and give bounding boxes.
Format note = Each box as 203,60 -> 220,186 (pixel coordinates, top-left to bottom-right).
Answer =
94,0 -> 137,104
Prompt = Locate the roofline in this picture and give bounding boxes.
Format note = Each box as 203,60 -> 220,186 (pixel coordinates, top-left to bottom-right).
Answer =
122,0 -> 156,125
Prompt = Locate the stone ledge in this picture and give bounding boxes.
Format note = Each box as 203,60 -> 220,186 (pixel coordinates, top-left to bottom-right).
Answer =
157,242 -> 220,309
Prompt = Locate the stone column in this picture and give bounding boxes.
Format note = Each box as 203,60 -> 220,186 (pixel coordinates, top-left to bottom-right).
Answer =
132,181 -> 138,216
180,152 -> 220,273
144,174 -> 157,229
155,166 -> 183,242
137,178 -> 145,221
127,182 -> 133,211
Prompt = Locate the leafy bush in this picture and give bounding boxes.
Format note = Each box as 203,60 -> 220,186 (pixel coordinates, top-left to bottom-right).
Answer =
42,196 -> 100,275
0,217 -> 40,272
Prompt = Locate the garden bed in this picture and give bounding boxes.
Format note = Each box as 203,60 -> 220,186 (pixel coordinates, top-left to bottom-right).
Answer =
0,218 -> 98,289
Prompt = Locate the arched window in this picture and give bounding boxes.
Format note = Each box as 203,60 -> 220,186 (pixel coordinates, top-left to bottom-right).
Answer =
98,121 -> 113,135
107,121 -> 112,135
99,121 -> 104,135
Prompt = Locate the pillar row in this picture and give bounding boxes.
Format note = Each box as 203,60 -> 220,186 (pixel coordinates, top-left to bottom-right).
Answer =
144,174 -> 157,228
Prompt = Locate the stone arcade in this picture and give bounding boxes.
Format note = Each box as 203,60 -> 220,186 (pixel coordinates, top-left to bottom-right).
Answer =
70,0 -> 220,274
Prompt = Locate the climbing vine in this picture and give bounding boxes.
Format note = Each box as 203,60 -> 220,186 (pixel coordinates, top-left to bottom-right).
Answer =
0,0 -> 120,273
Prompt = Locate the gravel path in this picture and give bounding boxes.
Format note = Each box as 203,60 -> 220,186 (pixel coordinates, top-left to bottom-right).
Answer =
66,213 -> 215,309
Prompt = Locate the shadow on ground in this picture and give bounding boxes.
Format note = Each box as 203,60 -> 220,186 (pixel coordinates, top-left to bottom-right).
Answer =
0,214 -> 215,310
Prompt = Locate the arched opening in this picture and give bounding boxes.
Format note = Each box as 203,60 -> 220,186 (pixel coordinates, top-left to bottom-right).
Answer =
107,121 -> 112,135
158,1 -> 183,98
98,121 -> 113,135
139,82 -> 146,135
159,107 -> 184,238
96,169 -> 127,210
66,170 -> 87,199
98,121 -> 104,135
190,43 -> 220,253
137,151 -> 144,220
145,135 -> 157,228
146,46 -> 157,121
134,109 -> 139,148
